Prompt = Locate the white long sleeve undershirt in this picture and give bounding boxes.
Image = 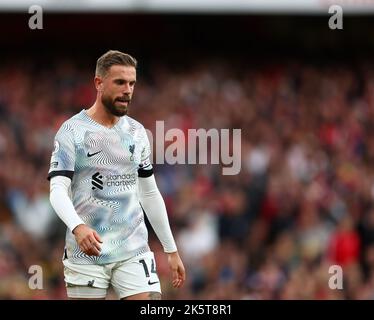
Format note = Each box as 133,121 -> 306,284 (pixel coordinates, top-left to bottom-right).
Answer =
138,175 -> 177,253
49,175 -> 177,253
49,176 -> 84,232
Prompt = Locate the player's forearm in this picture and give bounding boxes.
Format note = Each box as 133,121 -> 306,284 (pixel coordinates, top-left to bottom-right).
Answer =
50,176 -> 85,232
138,175 -> 177,253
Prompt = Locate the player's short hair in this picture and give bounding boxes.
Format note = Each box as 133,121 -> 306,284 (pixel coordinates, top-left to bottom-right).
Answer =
95,50 -> 137,77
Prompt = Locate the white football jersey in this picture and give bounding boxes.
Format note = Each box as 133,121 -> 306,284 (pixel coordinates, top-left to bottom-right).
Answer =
48,110 -> 153,265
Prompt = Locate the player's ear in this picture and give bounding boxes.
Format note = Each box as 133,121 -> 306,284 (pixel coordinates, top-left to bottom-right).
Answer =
94,76 -> 103,92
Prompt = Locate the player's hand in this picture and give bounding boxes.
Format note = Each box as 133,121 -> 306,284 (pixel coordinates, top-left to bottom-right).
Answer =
167,251 -> 186,289
72,224 -> 103,256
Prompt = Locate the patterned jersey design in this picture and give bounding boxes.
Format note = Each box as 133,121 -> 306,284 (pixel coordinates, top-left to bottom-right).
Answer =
48,110 -> 153,265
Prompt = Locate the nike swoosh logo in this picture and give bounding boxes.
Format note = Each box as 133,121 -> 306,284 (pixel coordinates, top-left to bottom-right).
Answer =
87,150 -> 102,157
148,280 -> 159,285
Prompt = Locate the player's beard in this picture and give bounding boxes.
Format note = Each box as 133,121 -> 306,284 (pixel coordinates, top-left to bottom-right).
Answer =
101,94 -> 131,117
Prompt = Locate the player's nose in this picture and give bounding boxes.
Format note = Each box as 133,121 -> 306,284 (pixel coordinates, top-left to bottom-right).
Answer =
123,83 -> 131,94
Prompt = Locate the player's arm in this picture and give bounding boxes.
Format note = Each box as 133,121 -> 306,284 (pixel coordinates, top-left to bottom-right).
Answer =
49,176 -> 102,256
138,174 -> 186,288
48,124 -> 101,256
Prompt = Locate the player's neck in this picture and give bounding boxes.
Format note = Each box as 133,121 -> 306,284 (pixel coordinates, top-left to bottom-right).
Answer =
86,102 -> 120,128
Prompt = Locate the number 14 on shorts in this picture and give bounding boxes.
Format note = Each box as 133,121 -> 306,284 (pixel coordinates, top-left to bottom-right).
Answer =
139,258 -> 159,285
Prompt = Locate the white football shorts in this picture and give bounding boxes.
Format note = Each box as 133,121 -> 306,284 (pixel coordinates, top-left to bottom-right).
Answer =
63,251 -> 162,299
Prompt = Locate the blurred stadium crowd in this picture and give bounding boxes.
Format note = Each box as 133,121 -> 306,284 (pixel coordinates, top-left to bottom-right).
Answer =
1,57 -> 374,299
